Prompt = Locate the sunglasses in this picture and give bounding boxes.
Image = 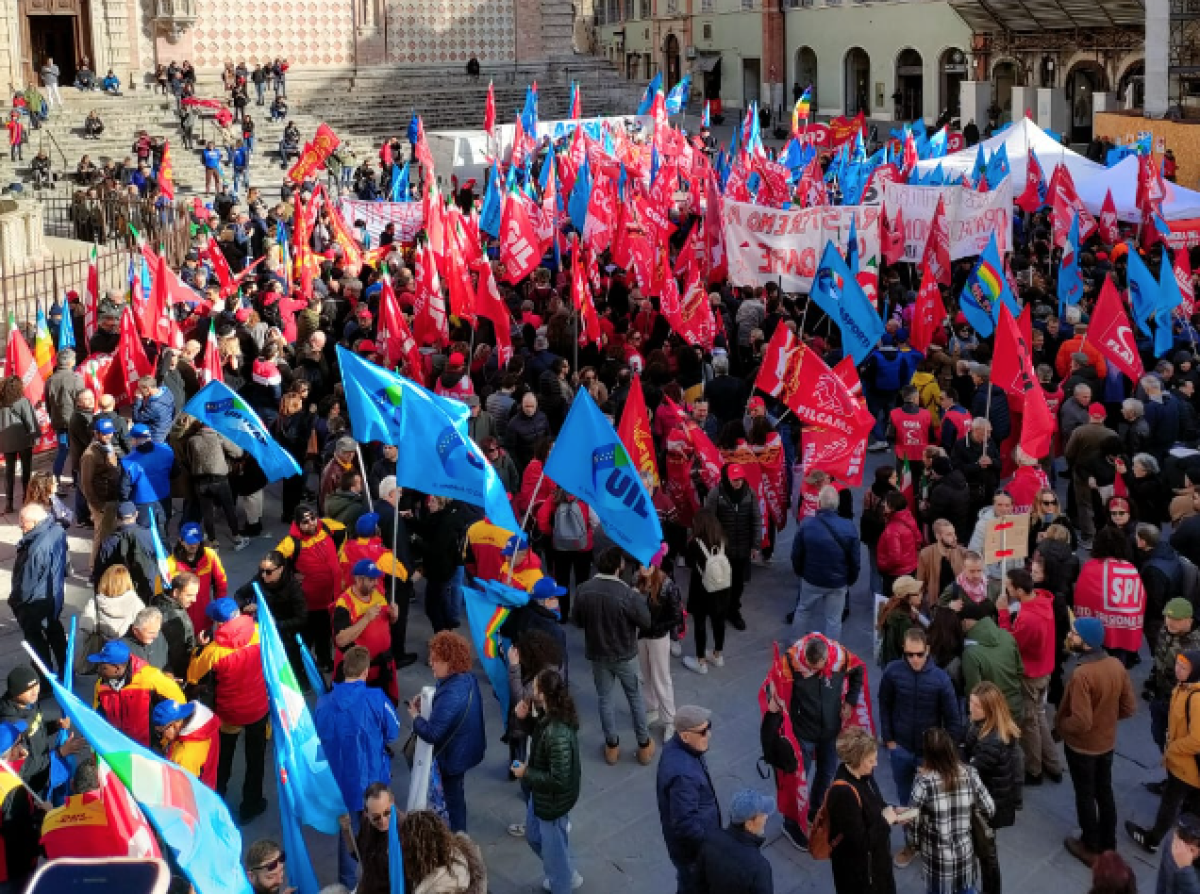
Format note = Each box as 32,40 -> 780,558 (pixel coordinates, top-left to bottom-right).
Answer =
1040,498 -> 1058,506
1111,510 -> 1130,517
687,724 -> 712,737
251,853 -> 285,873
260,566 -> 281,575
367,810 -> 390,823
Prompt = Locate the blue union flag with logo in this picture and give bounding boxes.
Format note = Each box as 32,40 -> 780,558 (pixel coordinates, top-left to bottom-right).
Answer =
183,380 -> 302,482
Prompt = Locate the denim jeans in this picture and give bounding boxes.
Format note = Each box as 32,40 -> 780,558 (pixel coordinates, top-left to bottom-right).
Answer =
233,168 -> 249,196
800,736 -> 838,817
53,431 -> 69,477
424,577 -> 455,632
336,810 -> 361,889
526,799 -> 574,894
591,657 -> 649,746
889,743 -> 920,803
255,82 -> 264,104
443,770 -> 467,831
792,581 -> 847,641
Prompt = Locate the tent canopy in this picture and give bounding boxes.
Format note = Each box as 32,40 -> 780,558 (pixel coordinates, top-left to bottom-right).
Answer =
911,117 -> 1200,223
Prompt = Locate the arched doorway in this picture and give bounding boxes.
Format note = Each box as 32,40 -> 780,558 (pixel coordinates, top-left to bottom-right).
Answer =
939,47 -> 968,118
844,47 -> 870,116
794,46 -> 818,105
895,48 -> 923,121
19,0 -> 92,88
1066,61 -> 1107,143
992,59 -> 1018,123
664,33 -> 681,91
1118,61 -> 1144,110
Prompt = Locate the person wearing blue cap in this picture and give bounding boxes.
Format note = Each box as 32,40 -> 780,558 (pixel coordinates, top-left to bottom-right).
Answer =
90,638 -> 185,749
336,512 -> 417,671
152,699 -> 221,788
0,720 -> 39,890
132,375 -> 176,444
499,577 -> 569,669
499,531 -> 544,592
121,421 -> 177,531
79,412 -> 125,564
92,500 -> 160,604
186,596 -> 270,824
332,560 -> 399,701
1056,615 -> 1137,866
694,788 -> 774,894
168,521 -> 231,635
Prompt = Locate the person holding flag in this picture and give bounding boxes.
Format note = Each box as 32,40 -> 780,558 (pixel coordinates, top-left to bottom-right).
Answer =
121,423 -> 177,532
332,560 -> 400,701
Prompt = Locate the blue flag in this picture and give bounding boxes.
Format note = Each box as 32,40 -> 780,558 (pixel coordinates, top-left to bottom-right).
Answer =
257,587 -> 347,836
407,112 -> 420,147
29,647 -> 253,894
391,162 -> 410,202
985,143 -> 1010,187
568,156 -> 591,232
480,163 -> 503,238
389,804 -> 406,894
929,127 -> 948,159
183,381 -> 303,483
637,72 -> 663,115
1127,242 -> 1161,336
958,232 -> 1010,338
1157,252 -> 1185,356
544,391 -> 663,566
146,505 -> 171,586
665,75 -> 691,115
56,298 -> 75,351
1058,213 -> 1084,311
277,768 -> 322,894
462,579 -> 529,721
296,635 -> 327,696
521,85 -> 539,136
809,240 -> 884,365
338,346 -> 520,532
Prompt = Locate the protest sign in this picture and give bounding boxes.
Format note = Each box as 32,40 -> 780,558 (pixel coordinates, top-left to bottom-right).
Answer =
881,180 -> 1014,260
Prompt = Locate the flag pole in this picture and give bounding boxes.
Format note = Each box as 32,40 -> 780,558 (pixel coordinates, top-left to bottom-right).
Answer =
0,759 -> 50,811
355,444 -> 374,512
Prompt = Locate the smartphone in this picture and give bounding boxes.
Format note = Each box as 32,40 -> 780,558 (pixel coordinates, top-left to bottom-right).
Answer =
25,859 -> 170,894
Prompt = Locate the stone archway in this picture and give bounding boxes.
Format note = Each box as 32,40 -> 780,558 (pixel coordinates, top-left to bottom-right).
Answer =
664,32 -> 681,91
939,47 -> 967,117
794,45 -> 817,105
844,47 -> 870,115
895,47 -> 923,121
1066,60 -> 1107,142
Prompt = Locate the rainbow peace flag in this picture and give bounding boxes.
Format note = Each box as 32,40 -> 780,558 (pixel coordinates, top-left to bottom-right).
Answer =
33,299 -> 55,380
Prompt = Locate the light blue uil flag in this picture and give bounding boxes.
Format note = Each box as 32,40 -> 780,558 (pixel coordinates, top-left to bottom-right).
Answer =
183,380 -> 302,482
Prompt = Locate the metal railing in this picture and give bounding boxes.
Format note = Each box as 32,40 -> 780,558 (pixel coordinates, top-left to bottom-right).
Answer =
37,195 -> 193,264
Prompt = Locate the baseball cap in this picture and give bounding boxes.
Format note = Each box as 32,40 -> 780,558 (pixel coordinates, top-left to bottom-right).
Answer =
152,700 -> 197,729
117,501 -> 137,518
352,559 -> 383,579
729,789 -> 775,825
130,423 -> 151,439
93,417 -> 115,435
892,576 -> 923,598
206,597 -> 239,623
1088,403 -> 1108,420
674,704 -> 712,732
502,533 -> 530,555
87,640 -> 131,666
0,721 -> 27,756
727,463 -> 746,482
355,512 -> 380,537
1167,598 -> 1195,620
180,522 -> 204,546
531,578 -> 567,601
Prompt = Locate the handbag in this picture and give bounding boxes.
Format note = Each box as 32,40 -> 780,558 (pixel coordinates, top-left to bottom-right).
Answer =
404,682 -> 475,769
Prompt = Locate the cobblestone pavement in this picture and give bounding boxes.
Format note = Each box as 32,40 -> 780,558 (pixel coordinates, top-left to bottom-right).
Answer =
0,453 -> 1170,893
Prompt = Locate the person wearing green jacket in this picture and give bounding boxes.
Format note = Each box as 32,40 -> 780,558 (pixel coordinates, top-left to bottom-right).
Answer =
961,599 -> 1027,724
513,668 -> 582,894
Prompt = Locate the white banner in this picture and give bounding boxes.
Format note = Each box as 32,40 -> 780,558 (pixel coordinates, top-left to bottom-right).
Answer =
721,201 -> 882,295
339,200 -> 425,245
882,180 -> 1013,262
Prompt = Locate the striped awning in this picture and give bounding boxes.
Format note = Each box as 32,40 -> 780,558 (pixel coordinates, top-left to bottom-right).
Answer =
950,0 -> 1144,32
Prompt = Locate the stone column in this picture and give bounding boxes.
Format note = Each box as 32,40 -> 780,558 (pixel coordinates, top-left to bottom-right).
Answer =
1146,0 -> 1169,116
1010,85 -> 1037,122
0,0 -> 22,91
19,201 -> 43,263
958,80 -> 991,130
1036,86 -> 1068,134
91,0 -> 133,77
0,212 -> 27,274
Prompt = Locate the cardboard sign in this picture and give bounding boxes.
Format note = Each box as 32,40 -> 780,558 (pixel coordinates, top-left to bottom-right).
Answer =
983,513 -> 1031,565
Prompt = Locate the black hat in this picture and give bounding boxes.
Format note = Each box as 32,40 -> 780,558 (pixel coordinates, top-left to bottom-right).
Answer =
5,666 -> 38,698
960,600 -> 992,622
931,455 -> 953,477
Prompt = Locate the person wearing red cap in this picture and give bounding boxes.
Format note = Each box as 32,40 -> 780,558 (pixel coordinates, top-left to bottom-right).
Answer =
435,349 -> 475,400
704,463 -> 761,631
1064,403 -> 1122,550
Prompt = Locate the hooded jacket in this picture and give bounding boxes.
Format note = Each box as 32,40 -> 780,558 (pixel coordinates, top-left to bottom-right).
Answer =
1166,650 -> 1200,788
94,655 -> 185,748
877,508 -> 922,577
962,617 -> 1026,724
185,614 -> 268,727
80,589 -> 145,640
275,518 -> 345,611
314,680 -> 400,813
999,588 -> 1058,679
165,702 -> 221,788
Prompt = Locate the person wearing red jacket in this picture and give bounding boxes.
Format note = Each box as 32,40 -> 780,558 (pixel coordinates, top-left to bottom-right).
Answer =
186,598 -> 269,824
876,491 -> 923,596
153,700 -> 221,789
275,503 -> 346,671
998,568 -> 1064,786
90,640 -> 185,749
40,757 -> 156,859
889,385 -> 935,483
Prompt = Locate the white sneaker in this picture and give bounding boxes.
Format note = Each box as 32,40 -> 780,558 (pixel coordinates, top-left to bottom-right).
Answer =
645,709 -> 660,726
707,652 -> 725,668
233,536 -> 251,552
682,656 -> 708,675
507,823 -> 525,837
543,872 -> 584,891
670,641 -> 682,657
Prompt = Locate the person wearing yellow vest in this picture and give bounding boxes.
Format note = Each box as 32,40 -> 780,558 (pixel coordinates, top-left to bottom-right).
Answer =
89,639 -> 185,749
333,560 -> 399,703
153,699 -> 221,789
499,533 -> 545,592
0,721 -> 39,891
341,512 -> 419,670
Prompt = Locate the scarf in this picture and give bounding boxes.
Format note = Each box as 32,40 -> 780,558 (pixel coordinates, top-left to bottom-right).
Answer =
956,570 -> 988,604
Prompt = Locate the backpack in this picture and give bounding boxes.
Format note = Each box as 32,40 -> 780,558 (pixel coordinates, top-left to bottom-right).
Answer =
1180,554 -> 1200,609
698,540 -> 732,593
808,780 -> 860,860
552,501 -> 589,552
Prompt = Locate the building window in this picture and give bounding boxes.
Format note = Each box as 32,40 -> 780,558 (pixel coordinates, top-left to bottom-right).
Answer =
666,0 -> 678,13
625,0 -> 633,19
741,0 -> 755,10
702,21 -> 712,37
640,0 -> 650,16
700,0 -> 713,10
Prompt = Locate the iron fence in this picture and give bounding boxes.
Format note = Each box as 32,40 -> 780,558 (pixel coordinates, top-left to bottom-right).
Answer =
38,195 -> 194,264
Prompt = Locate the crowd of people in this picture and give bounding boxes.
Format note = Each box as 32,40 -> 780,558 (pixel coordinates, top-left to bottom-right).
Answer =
2,83 -> 1200,894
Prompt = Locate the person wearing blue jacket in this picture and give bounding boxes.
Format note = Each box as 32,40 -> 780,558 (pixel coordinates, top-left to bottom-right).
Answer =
407,630 -> 485,833
656,705 -> 721,894
315,645 -> 400,891
11,504 -> 69,682
970,363 -> 1012,445
789,485 -> 861,641
202,141 -> 222,194
121,424 -> 176,530
132,376 -> 175,443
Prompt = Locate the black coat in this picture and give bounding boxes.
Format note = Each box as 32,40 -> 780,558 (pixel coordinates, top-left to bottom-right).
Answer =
704,476 -> 761,561
695,825 -> 773,894
925,470 -> 973,543
962,722 -> 1022,828
827,764 -> 896,894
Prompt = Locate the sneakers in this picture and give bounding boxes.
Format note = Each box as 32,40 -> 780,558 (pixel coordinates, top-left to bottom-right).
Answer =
893,845 -> 917,868
780,824 -> 808,852
233,536 -> 252,552
670,641 -> 682,657
604,742 -> 620,765
636,739 -> 656,765
507,823 -> 526,838
682,656 -> 708,675
707,652 -> 725,668
542,872 -> 583,891
1126,820 -> 1159,854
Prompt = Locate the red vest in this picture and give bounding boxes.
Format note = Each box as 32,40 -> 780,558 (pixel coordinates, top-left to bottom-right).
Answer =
1073,559 -> 1145,653
890,406 -> 932,461
943,407 -> 971,445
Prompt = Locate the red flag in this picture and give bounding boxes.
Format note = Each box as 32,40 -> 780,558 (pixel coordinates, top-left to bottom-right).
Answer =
571,240 -> 602,346
85,243 -> 99,341
922,195 -> 951,286
157,140 -> 174,200
146,251 -> 186,348
412,241 -> 449,347
992,304 -> 1037,397
1097,189 -> 1120,246
199,236 -> 235,294
1090,275 -> 1145,382
484,81 -> 496,135
661,268 -> 716,350
1019,382 -> 1054,460
443,214 -> 477,322
377,273 -> 424,377
1015,149 -> 1044,215
703,173 -> 727,282
104,308 -> 153,403
909,266 -> 947,354
4,312 -> 44,404
474,258 -> 513,367
499,188 -> 541,284
199,324 -> 223,386
755,326 -> 871,438
1176,247 -> 1196,318
582,172 -> 617,250
796,157 -> 827,208
882,204 -> 905,266
286,123 -> 341,184
1047,163 -> 1097,246
617,374 -> 659,486
902,131 -> 919,175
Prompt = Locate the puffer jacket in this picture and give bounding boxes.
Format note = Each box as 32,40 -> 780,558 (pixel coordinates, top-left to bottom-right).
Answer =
185,614 -> 268,726
962,617 -> 1026,724
877,509 -> 922,576
275,519 -> 345,611
524,716 -> 581,821
999,589 -> 1057,679
314,680 -> 400,813
879,657 -> 962,754
791,508 -> 861,588
10,515 -> 68,615
505,409 -> 551,471
925,469 -> 973,543
1166,668 -> 1200,789
639,577 -> 684,640
962,721 -> 1022,828
704,474 -> 761,560
656,733 -> 721,863
413,672 -> 486,776
131,388 -> 176,442
80,589 -> 145,639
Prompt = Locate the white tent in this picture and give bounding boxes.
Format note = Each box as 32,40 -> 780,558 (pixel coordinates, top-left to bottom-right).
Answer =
911,117 -> 1200,223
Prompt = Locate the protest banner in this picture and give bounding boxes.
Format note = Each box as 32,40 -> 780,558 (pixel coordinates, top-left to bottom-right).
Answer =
881,179 -> 1014,260
982,513 -> 1030,565
721,200 -> 881,293
340,199 -> 427,245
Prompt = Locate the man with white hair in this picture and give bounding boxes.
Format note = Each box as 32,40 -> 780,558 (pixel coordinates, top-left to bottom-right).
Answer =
376,476 -> 418,669
11,503 -> 69,680
788,485 -> 860,639
123,606 -> 167,670
1141,374 -> 1182,463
